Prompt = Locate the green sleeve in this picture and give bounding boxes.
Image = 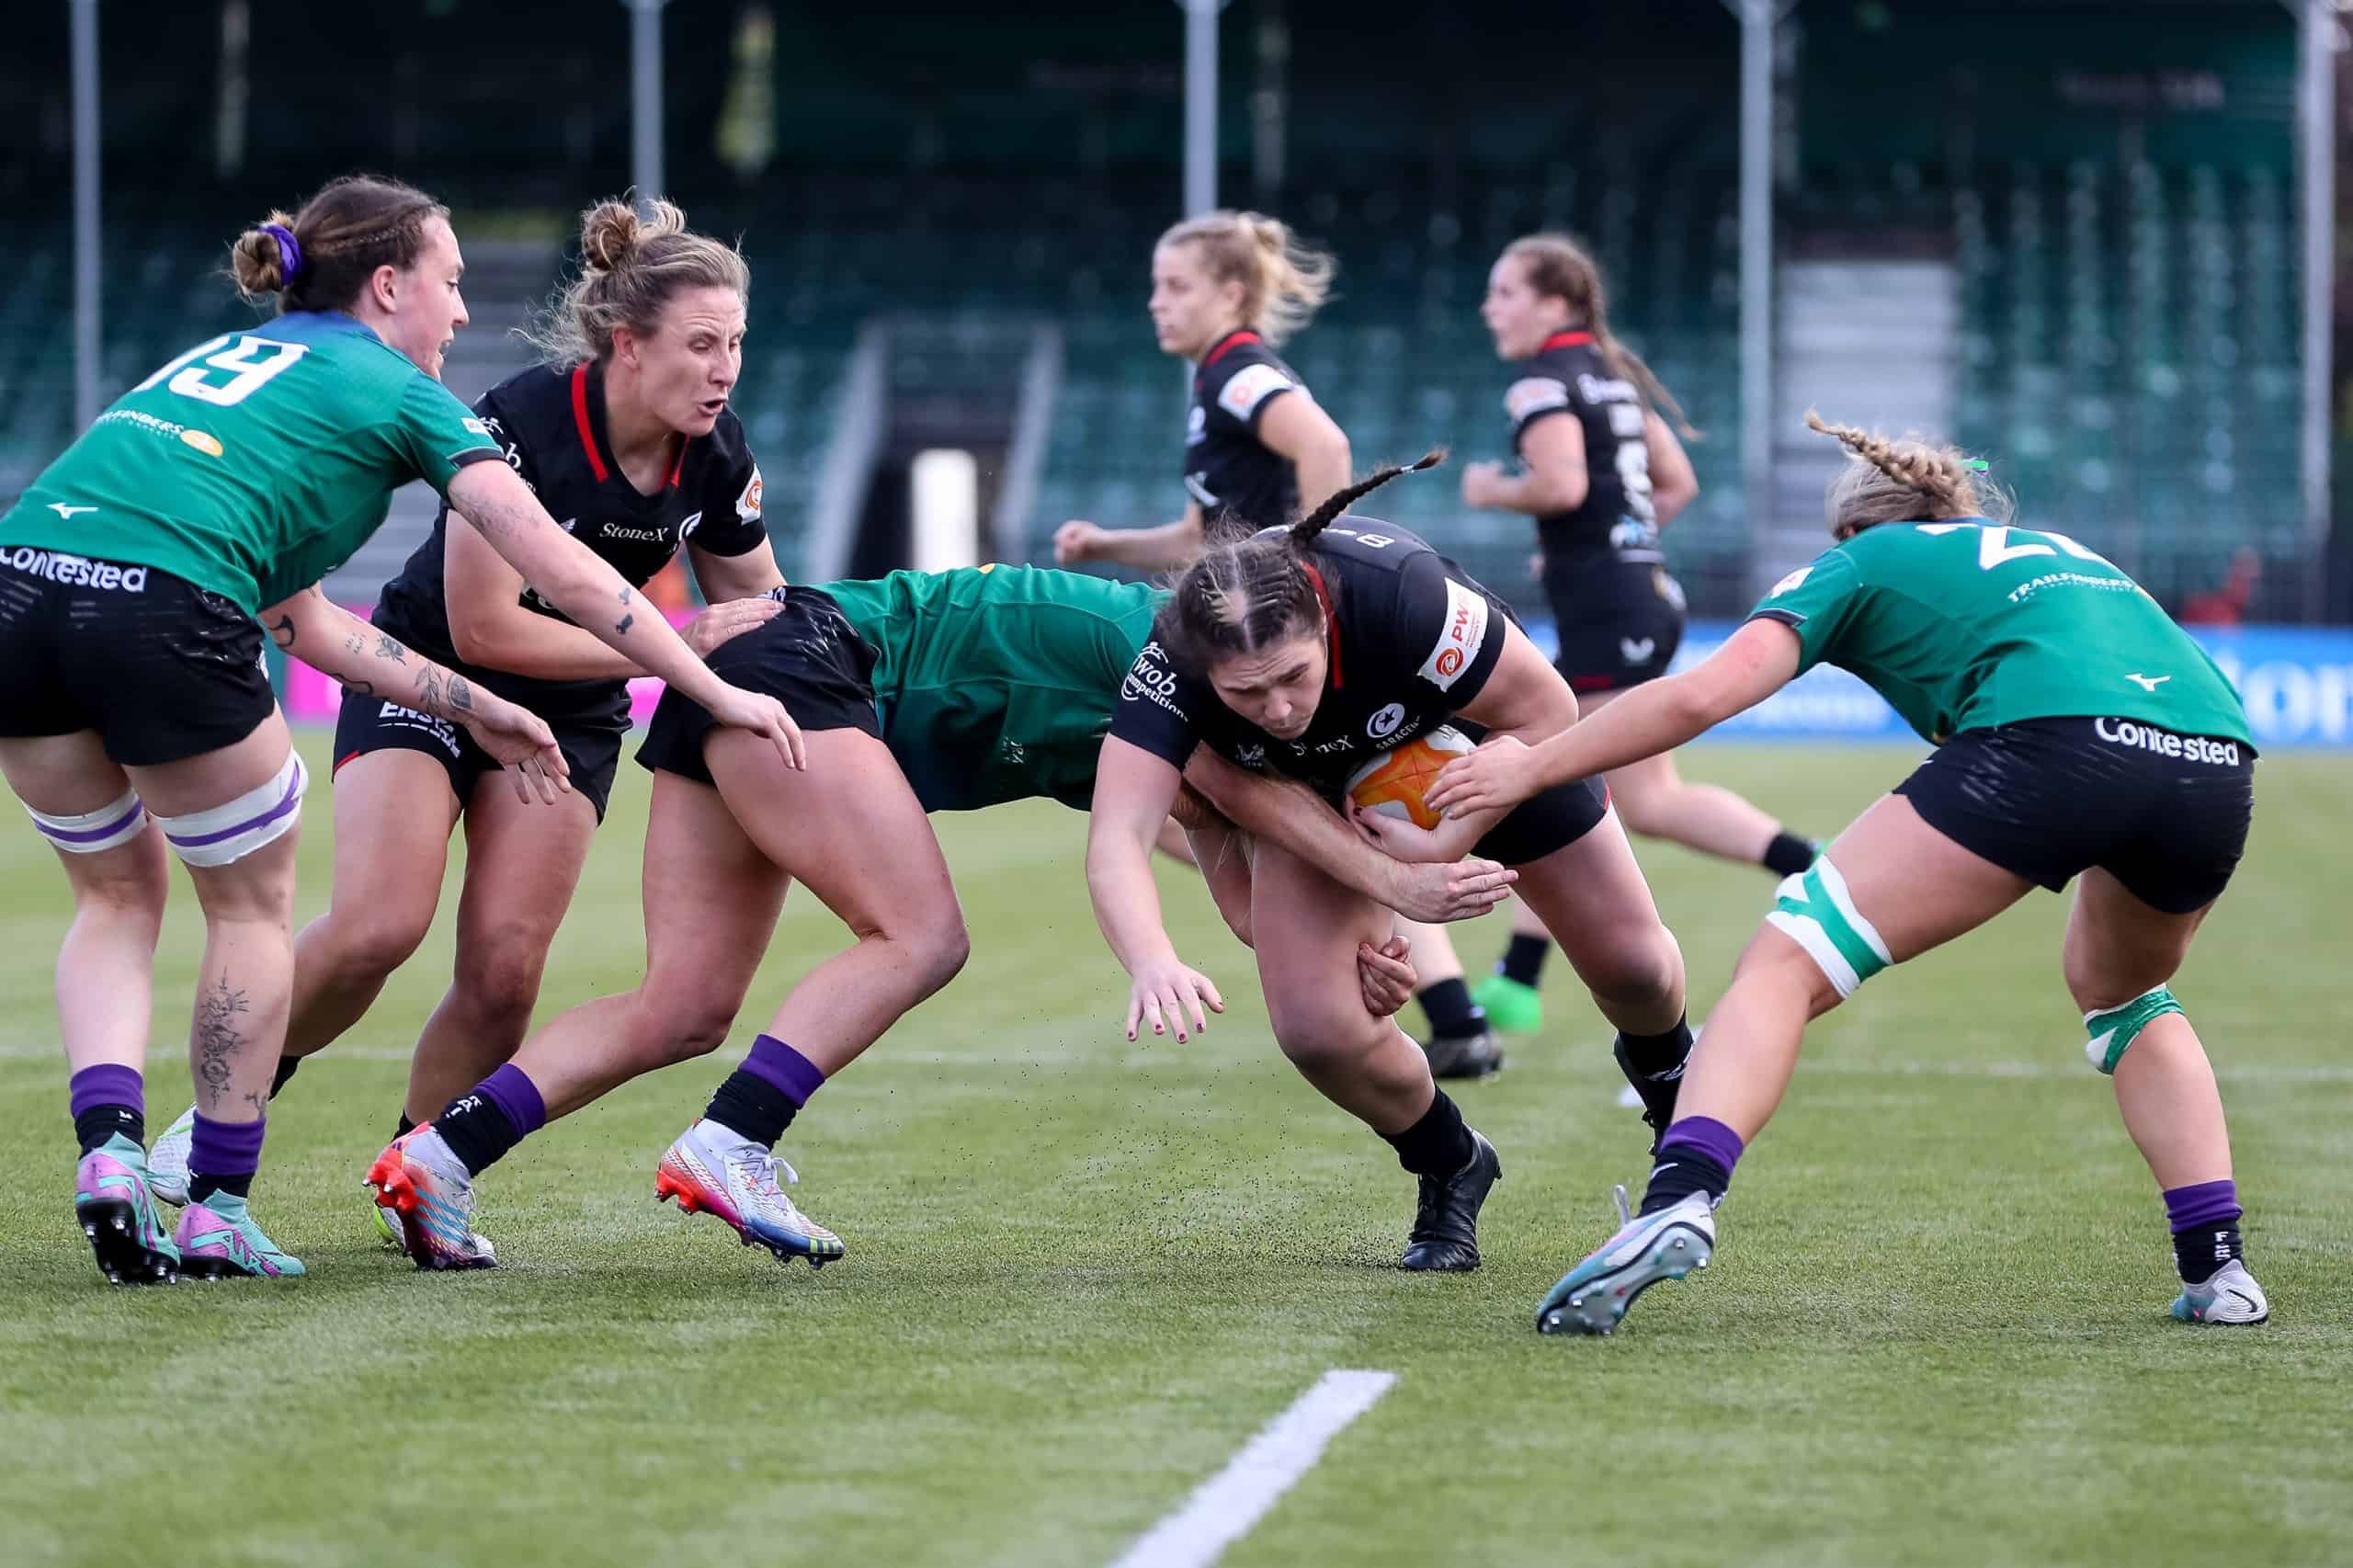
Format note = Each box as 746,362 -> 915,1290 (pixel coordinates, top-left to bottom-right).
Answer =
390,372 -> 504,494
1745,548 -> 1863,674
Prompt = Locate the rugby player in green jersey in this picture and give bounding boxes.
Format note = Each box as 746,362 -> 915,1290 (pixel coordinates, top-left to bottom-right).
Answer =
0,175 -> 801,1284
366,561 -> 1515,1269
1426,415 -> 2270,1333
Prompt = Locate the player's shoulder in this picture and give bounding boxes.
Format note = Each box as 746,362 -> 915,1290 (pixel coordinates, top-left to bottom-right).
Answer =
1304,518 -> 1436,581
1197,333 -> 1302,418
474,362 -> 571,429
702,403 -> 756,465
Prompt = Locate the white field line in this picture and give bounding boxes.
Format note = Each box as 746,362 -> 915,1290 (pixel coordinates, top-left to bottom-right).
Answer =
1108,1369 -> 1396,1568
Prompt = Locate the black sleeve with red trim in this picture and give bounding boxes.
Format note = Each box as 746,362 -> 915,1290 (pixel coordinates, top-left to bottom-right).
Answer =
688,409 -> 770,558
1200,344 -> 1303,438
1395,550 -> 1506,710
1107,638 -> 1203,770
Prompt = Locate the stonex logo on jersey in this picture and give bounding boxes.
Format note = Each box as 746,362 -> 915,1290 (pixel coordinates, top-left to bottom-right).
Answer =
1418,579 -> 1490,690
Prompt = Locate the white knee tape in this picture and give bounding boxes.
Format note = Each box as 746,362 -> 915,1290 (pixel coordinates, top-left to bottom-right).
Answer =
155,752 -> 308,868
26,788 -> 148,854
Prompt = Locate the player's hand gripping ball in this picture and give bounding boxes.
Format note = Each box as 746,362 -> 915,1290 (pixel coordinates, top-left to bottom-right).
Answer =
1346,725 -> 1474,831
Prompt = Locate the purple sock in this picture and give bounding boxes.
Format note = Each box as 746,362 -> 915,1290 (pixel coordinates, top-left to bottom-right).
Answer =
741,1033 -> 825,1108
2164,1179 -> 2241,1233
189,1112 -> 267,1178
1657,1115 -> 1746,1173
476,1063 -> 549,1141
70,1063 -> 144,1120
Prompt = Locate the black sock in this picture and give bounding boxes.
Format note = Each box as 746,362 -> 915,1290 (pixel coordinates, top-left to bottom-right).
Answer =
703,1068 -> 800,1150
1381,1089 -> 1475,1178
2175,1224 -> 2245,1285
74,1104 -> 143,1156
1614,1017 -> 1695,1139
433,1093 -> 521,1177
188,1171 -> 253,1204
1497,933 -> 1550,989
1416,977 -> 1486,1040
1762,832 -> 1816,877
1638,1145 -> 1732,1216
395,1113 -> 416,1140
269,1055 -> 301,1098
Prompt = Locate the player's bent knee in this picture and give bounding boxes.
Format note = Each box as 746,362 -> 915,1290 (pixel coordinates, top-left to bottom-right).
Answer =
2082,985 -> 2184,1075
910,914 -> 972,996
153,752 -> 306,869
661,1005 -> 740,1065
1762,857 -> 1891,1001
26,787 -> 150,857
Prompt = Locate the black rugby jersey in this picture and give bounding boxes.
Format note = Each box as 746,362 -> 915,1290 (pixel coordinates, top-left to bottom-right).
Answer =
1109,521 -> 1509,797
1506,330 -> 1659,565
1183,329 -> 1311,531
372,359 -> 769,713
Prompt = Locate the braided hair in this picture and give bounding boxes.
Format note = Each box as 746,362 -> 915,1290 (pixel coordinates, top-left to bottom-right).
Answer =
1154,451 -> 1446,674
1805,412 -> 2012,540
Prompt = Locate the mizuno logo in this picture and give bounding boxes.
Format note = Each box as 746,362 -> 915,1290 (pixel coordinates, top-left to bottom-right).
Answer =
2125,673 -> 2170,692
1620,637 -> 1655,665
47,502 -> 97,518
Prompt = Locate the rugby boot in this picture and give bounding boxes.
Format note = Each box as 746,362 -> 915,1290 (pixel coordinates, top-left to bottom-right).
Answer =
173,1190 -> 305,1279
1420,1026 -> 1506,1081
1470,974 -> 1542,1036
1536,1186 -> 1714,1336
145,1105 -> 196,1207
1400,1129 -> 1501,1271
366,1126 -> 497,1271
655,1118 -> 844,1268
74,1135 -> 180,1285
2171,1258 -> 2269,1325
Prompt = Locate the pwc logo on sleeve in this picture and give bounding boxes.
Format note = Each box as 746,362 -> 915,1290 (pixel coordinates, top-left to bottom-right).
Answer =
1417,578 -> 1490,691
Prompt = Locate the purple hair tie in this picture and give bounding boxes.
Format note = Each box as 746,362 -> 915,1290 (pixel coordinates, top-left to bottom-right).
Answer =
259,222 -> 304,285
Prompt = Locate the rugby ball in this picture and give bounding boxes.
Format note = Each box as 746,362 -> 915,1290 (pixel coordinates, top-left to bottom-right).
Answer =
1346,726 -> 1474,831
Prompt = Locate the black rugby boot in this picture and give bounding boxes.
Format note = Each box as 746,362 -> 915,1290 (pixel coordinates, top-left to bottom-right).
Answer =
1400,1130 -> 1502,1271
1420,1026 -> 1506,1081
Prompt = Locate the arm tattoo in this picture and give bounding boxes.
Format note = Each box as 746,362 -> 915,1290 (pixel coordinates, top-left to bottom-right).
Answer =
615,612 -> 634,635
193,976 -> 251,1111
415,665 -> 449,719
373,631 -> 407,664
345,627 -> 369,656
448,675 -> 474,713
269,615 -> 296,650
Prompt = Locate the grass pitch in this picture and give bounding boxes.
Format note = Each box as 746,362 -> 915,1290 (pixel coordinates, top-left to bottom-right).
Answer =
2,739 -> 2347,1567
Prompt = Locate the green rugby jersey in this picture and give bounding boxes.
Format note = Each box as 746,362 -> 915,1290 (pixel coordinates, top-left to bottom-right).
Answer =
0,312 -> 501,615
1749,519 -> 2250,745
818,564 -> 1165,812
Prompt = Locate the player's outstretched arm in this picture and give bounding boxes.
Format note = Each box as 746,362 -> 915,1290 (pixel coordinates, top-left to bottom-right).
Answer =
1180,748 -> 1516,923
1087,736 -> 1224,1042
259,587 -> 569,803
446,460 -> 804,768
1427,618 -> 1801,819
1055,499 -> 1209,571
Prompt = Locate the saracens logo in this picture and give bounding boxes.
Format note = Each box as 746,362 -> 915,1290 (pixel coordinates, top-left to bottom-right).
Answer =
1366,701 -> 1406,739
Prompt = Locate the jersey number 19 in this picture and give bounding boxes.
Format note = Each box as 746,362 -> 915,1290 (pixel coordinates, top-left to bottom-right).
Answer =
134,335 -> 311,409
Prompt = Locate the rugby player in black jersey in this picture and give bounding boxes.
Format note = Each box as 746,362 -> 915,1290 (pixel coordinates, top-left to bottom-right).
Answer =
1086,459 -> 1695,1272
1052,210 -> 1350,571
147,200 -> 790,1228
1461,234 -> 1815,1041
1051,211 -> 1503,1081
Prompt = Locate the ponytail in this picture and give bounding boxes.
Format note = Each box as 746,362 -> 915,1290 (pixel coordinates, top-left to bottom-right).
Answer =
1501,233 -> 1698,438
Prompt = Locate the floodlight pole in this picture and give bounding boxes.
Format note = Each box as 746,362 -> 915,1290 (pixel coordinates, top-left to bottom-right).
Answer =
1182,0 -> 1224,217
629,0 -> 668,209
71,0 -> 100,430
2292,0 -> 2336,620
1727,0 -> 1790,557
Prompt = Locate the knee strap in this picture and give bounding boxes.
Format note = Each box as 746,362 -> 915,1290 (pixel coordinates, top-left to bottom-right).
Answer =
1764,856 -> 1892,1000
2084,985 -> 2183,1074
26,788 -> 148,854
155,752 -> 307,868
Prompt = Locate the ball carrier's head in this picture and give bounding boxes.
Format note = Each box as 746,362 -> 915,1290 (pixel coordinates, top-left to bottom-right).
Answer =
1153,452 -> 1445,740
